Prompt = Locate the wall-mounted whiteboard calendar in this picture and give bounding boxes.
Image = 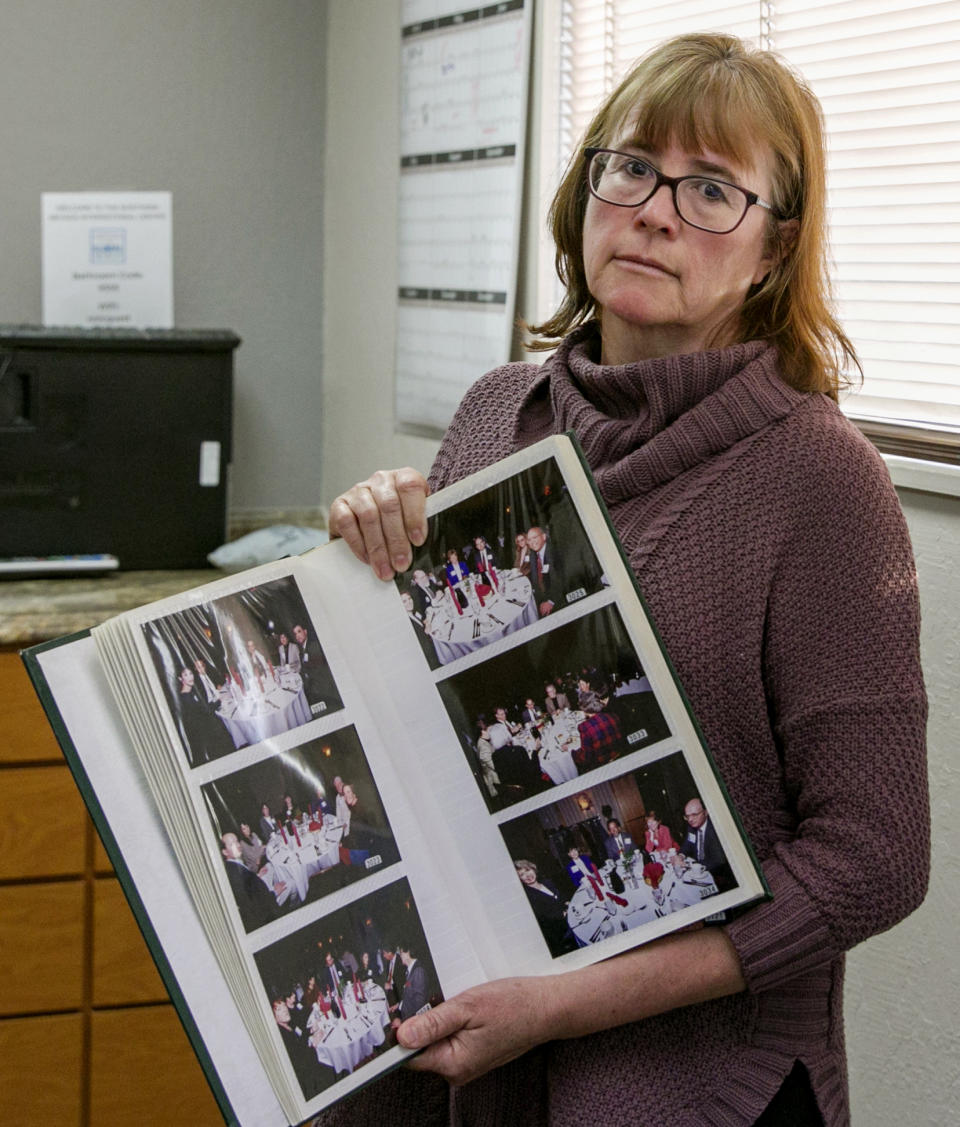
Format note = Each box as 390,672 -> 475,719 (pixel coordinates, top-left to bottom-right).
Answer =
395,0 -> 531,435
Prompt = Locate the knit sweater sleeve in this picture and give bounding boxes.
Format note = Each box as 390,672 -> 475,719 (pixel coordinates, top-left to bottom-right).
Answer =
725,406 -> 930,993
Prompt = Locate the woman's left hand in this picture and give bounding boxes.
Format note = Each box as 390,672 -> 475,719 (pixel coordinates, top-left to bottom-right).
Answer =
396,976 -> 554,1087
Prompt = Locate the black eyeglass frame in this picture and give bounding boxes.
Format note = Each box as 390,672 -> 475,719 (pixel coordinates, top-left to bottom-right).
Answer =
583,147 -> 779,234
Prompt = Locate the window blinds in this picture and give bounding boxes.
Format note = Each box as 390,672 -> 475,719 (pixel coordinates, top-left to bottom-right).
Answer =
553,0 -> 960,430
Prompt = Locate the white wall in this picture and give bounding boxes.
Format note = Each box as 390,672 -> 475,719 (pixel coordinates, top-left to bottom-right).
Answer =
0,0 -> 326,513
846,485 -> 960,1126
321,5 -> 959,1122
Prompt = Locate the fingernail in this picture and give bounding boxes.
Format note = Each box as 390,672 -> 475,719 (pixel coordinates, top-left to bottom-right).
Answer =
411,527 -> 426,545
396,553 -> 411,572
377,564 -> 394,582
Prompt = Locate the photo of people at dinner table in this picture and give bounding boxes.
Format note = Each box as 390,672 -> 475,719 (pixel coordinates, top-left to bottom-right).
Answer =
142,575 -> 343,768
254,877 -> 441,1102
499,752 -> 734,958
202,727 -> 400,933
395,456 -> 606,669
436,603 -> 671,812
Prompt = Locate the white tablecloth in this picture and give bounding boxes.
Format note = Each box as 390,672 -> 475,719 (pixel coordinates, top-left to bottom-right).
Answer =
218,670 -> 311,747
308,989 -> 389,1075
566,857 -> 720,945
427,570 -> 538,664
264,817 -> 345,904
536,710 -> 584,784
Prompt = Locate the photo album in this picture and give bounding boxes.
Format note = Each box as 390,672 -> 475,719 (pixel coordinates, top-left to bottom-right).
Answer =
23,433 -> 768,1127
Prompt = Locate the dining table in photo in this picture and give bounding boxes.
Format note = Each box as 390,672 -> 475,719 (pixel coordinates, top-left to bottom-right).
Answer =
306,982 -> 391,1076
424,569 -> 538,664
565,853 -> 719,946
217,668 -> 312,747
263,815 -> 346,905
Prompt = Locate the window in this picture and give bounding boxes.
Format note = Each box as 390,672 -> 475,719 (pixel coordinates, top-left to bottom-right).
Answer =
537,0 -> 960,462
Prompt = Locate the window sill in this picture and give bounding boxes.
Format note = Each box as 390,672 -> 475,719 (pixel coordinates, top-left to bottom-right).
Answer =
847,418 -> 960,497
881,455 -> 960,499
852,419 -> 960,466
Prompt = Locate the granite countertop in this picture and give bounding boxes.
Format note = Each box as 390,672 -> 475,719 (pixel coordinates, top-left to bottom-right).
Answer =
0,570 -> 221,647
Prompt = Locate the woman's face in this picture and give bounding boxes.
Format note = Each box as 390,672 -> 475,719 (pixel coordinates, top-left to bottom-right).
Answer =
517,865 -> 537,885
583,135 -> 779,364
647,815 -> 659,829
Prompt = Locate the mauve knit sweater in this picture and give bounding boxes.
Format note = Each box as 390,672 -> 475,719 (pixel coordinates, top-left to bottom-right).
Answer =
320,325 -> 929,1127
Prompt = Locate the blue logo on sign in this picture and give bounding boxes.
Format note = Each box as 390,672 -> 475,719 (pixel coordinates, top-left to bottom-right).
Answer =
90,228 -> 126,264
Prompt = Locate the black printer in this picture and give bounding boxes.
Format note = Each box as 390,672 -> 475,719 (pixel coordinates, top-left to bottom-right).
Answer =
0,326 -> 239,569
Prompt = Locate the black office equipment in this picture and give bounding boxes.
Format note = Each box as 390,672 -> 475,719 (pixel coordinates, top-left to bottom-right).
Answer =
0,326 -> 239,569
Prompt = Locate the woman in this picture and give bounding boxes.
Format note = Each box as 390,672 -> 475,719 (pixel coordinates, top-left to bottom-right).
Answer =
564,845 -> 603,891
513,859 -> 574,958
237,822 -> 265,872
325,33 -> 927,1127
512,532 -> 530,574
644,810 -> 678,855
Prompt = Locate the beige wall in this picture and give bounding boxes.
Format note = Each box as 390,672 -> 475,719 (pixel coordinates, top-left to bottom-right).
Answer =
321,0 -> 439,501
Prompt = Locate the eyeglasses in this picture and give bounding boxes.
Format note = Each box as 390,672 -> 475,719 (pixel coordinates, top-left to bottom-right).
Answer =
585,148 -> 777,234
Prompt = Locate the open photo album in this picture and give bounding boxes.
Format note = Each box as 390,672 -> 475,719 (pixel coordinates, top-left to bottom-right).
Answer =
23,433 -> 768,1126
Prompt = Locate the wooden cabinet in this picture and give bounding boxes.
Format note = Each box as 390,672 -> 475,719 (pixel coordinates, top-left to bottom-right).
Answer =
0,650 -> 221,1126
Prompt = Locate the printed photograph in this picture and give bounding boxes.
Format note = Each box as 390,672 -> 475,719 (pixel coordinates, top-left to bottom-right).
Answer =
142,575 -> 343,767
436,603 -> 671,812
395,456 -> 606,669
204,727 -> 401,933
254,877 -> 442,1102
499,751 -> 734,958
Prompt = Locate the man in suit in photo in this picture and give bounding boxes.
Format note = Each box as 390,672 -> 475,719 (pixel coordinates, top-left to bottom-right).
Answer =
525,525 -> 565,616
323,951 -> 347,998
220,832 -> 284,931
604,818 -> 639,861
292,622 -> 330,708
521,697 -> 543,729
381,943 -> 407,1006
394,941 -> 431,1021
681,798 -> 734,889
469,535 -> 501,593
409,568 -> 443,618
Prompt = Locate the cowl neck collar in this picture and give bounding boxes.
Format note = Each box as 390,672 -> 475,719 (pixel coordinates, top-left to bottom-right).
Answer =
514,323 -> 807,507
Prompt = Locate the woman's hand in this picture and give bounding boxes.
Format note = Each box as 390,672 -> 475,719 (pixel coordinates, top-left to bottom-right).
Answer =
395,930 -> 746,1087
328,468 -> 429,581
396,977 -> 554,1087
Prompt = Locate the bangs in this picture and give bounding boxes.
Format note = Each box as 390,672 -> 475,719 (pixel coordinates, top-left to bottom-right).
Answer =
603,53 -> 790,181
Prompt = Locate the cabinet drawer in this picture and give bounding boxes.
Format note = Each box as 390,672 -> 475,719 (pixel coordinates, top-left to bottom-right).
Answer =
90,1005 -> 223,1126
0,765 -> 88,878
0,881 -> 84,1015
0,1012 -> 83,1125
